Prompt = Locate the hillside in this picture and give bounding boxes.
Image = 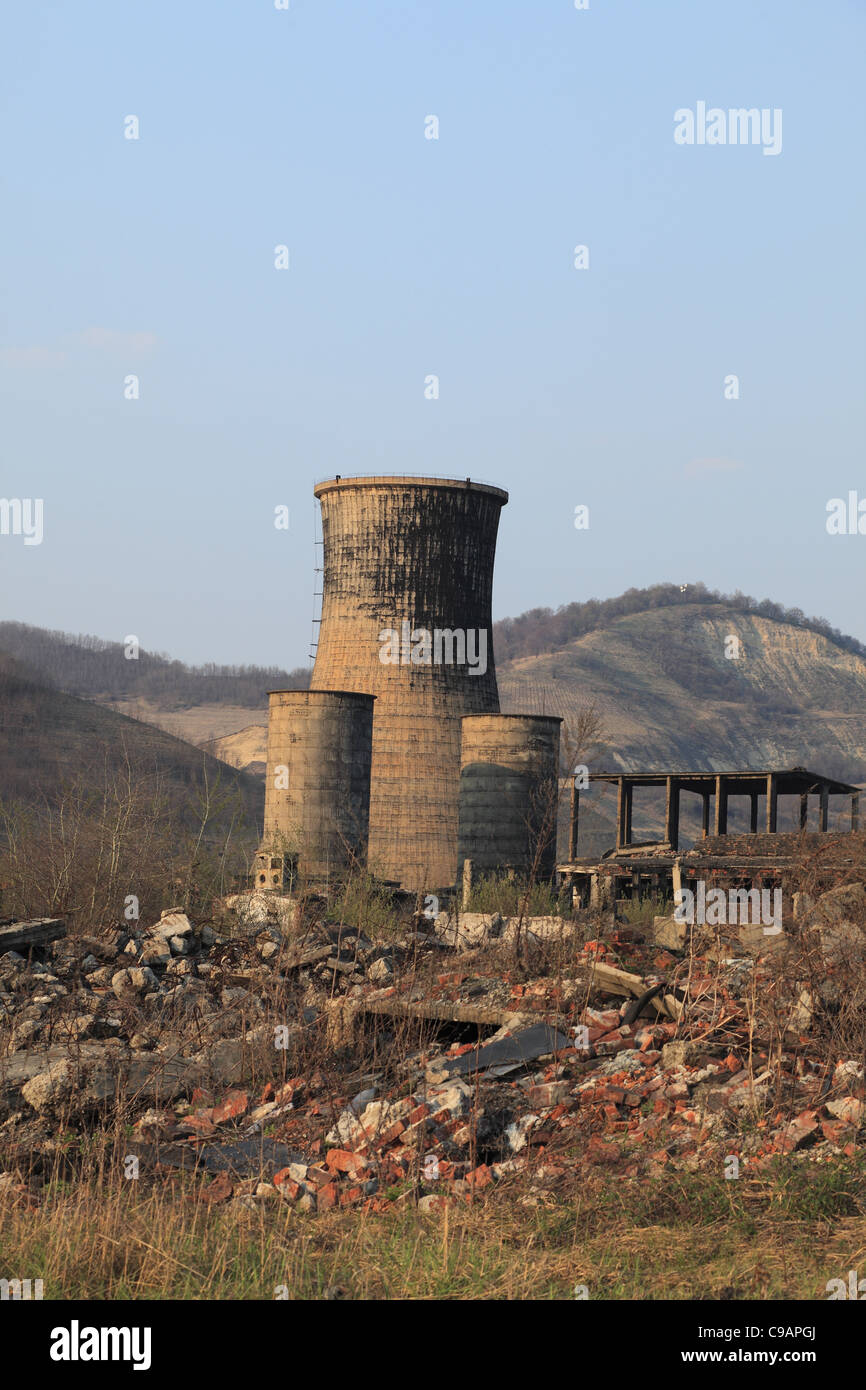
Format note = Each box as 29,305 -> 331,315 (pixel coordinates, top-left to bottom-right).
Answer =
200,605 -> 866,788
0,622 -> 308,710
0,653 -> 264,833
500,605 -> 866,779
4,596 -> 864,862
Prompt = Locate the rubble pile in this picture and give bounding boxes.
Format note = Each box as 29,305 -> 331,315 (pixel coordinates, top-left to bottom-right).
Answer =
1,882 -> 865,1215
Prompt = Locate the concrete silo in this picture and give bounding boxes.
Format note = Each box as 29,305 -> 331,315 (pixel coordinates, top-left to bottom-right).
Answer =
254,689 -> 375,887
458,714 -> 562,881
310,476 -> 508,890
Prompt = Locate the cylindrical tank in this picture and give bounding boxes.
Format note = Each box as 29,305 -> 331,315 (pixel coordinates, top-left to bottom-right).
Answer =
458,714 -> 563,880
259,689 -> 375,883
311,476 -> 508,890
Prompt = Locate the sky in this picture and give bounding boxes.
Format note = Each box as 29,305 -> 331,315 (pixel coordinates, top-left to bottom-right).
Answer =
1,0 -> 864,668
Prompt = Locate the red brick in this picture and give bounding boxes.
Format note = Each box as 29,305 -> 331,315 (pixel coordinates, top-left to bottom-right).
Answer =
305,1165 -> 333,1188
325,1148 -> 367,1175
821,1119 -> 850,1145
586,1136 -> 620,1166
316,1182 -> 338,1212
374,1120 -> 405,1147
201,1172 -> 233,1204
184,1113 -> 217,1137
212,1089 -> 248,1124
465,1164 -> 492,1190
775,1109 -> 820,1154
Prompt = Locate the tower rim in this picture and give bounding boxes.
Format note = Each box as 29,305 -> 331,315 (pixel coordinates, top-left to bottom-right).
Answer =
313,474 -> 508,504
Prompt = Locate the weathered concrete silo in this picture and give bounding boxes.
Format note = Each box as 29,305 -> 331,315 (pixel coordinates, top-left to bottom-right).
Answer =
458,714 -> 563,880
311,476 -> 508,890
255,689 -> 375,886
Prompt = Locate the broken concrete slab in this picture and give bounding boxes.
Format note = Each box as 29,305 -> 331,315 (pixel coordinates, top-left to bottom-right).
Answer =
0,918 -> 66,954
499,916 -> 576,948
2,1043 -> 206,1117
433,912 -> 503,950
652,915 -> 687,952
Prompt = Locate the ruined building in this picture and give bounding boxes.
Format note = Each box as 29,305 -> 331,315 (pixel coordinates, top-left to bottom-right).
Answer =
254,473 -> 563,893
309,475 -> 508,889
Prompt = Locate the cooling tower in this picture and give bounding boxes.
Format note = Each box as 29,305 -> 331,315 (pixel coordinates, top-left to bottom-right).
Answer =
311,476 -> 508,890
257,689 -> 375,884
458,714 -> 562,880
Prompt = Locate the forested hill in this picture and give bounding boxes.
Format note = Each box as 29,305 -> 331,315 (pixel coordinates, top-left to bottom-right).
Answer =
0,622 -> 309,709
493,583 -> 866,665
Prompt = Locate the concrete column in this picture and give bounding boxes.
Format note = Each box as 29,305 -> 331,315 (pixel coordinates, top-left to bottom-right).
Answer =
766,773 -> 778,832
714,776 -> 728,835
616,778 -> 632,849
749,792 -> 759,833
569,782 -> 580,860
800,793 -> 808,830
461,858 -> 473,910
820,783 -> 829,831
852,792 -> 860,832
664,776 -> 680,850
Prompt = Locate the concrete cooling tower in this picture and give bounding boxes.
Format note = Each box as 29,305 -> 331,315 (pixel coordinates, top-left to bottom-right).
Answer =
256,689 -> 375,886
310,475 -> 508,890
458,714 -> 562,881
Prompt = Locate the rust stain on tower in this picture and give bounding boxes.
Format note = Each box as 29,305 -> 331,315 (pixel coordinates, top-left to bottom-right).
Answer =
311,475 -> 508,889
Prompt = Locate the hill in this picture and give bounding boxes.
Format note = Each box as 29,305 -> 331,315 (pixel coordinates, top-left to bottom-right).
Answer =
4,591 -> 864,863
0,622 -> 308,710
0,651 -> 264,832
197,602 -> 866,788
499,604 -> 866,780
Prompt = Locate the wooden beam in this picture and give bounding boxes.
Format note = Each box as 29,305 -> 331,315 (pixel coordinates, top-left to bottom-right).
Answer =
765,773 -> 778,832
800,793 -> 808,830
701,791 -> 710,838
852,792 -> 860,833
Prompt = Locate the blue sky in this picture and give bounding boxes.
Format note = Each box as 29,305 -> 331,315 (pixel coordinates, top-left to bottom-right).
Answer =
2,0 -> 864,667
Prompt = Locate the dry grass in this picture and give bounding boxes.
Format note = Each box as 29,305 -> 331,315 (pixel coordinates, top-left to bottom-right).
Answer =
3,1157 -> 865,1301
